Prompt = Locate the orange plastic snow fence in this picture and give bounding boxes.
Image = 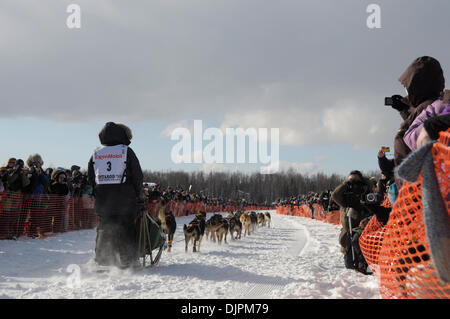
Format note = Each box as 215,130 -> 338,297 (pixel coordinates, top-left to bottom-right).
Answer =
0,193 -> 271,240
276,204 -> 341,226
359,128 -> 450,299
277,130 -> 449,299
0,193 -> 97,239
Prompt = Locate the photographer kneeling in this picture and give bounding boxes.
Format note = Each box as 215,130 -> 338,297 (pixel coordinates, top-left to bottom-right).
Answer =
331,170 -> 388,274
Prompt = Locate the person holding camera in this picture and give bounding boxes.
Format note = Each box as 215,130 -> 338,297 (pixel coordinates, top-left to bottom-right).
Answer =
26,154 -> 49,196
67,165 -> 84,198
70,170 -> 85,198
25,154 -> 50,237
416,113 -> 450,148
386,56 -> 445,167
4,159 -> 30,193
403,90 -> 450,151
331,170 -> 375,273
88,122 -> 144,268
1,158 -> 16,192
1,158 -> 29,239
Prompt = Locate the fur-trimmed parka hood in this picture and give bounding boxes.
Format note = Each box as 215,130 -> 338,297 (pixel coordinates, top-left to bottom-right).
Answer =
27,154 -> 44,167
51,169 -> 66,181
98,122 -> 132,146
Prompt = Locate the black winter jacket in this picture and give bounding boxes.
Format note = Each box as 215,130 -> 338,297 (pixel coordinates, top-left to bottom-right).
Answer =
88,122 -> 143,218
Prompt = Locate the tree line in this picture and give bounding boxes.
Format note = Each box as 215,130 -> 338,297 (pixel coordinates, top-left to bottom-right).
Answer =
142,169 -> 361,204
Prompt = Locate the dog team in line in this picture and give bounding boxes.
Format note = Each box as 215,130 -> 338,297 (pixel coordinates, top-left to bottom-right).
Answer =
158,209 -> 271,253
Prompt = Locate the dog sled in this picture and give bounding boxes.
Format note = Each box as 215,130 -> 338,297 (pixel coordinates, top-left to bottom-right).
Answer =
136,206 -> 166,268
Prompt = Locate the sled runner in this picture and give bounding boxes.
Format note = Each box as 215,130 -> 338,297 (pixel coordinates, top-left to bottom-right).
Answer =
137,207 -> 166,268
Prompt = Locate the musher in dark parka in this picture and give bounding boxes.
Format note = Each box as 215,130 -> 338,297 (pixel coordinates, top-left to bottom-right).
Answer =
88,122 -> 144,268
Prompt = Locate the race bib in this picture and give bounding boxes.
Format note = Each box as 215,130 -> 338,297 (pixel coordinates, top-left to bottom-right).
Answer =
93,145 -> 128,184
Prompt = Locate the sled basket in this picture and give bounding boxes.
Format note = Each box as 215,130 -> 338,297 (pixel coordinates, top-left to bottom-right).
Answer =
137,210 -> 166,268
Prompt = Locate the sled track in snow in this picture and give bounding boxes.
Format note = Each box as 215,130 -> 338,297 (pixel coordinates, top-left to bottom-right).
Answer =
167,212 -> 309,299
236,219 -> 309,299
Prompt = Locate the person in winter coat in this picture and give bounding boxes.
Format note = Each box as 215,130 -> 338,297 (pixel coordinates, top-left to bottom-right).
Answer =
391,56 -> 445,166
403,90 -> 450,151
331,170 -> 382,274
415,114 -> 450,148
26,154 -> 49,196
24,154 -> 50,237
376,172 -> 391,201
49,170 -> 69,196
88,122 -> 144,268
1,158 -> 16,191
49,169 -> 69,233
5,159 -> 30,193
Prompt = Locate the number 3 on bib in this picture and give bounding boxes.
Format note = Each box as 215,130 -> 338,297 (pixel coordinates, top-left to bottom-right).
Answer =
93,145 -> 128,185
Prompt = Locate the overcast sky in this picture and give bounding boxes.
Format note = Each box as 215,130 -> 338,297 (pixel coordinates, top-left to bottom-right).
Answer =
0,0 -> 449,176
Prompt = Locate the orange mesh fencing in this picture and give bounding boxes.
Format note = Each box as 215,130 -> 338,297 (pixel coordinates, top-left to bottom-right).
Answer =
0,193 -> 271,240
359,215 -> 386,267
276,204 -> 341,226
359,128 -> 450,299
0,193 -> 97,239
325,210 -> 341,225
381,196 -> 392,209
277,130 -> 449,298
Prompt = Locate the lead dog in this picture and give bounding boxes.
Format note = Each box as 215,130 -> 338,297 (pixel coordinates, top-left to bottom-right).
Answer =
158,207 -> 176,252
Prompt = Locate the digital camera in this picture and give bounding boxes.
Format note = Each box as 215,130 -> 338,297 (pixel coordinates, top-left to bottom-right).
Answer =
365,193 -> 380,204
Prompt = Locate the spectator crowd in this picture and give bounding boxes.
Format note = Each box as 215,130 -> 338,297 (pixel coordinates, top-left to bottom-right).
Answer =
143,183 -> 265,210
0,155 -> 268,240
0,155 -> 91,198
277,56 -> 450,281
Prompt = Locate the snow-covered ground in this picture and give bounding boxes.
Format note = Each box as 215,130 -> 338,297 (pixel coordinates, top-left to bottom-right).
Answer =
0,211 -> 380,299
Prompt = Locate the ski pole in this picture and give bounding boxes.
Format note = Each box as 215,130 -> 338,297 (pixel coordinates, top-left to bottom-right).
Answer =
348,215 -> 356,264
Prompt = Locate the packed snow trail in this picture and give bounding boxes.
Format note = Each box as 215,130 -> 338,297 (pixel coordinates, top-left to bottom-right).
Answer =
0,211 -> 380,299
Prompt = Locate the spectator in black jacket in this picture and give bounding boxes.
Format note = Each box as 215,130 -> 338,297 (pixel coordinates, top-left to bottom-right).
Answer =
6,159 -> 30,192
376,172 -> 389,200
49,170 -> 69,196
48,169 -> 69,233
377,148 -> 394,180
1,158 -> 16,190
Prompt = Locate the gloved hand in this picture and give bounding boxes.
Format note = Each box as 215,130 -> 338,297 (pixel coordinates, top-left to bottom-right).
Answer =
390,95 -> 409,112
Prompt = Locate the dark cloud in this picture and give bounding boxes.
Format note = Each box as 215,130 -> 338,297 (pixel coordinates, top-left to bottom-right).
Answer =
0,0 -> 448,147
